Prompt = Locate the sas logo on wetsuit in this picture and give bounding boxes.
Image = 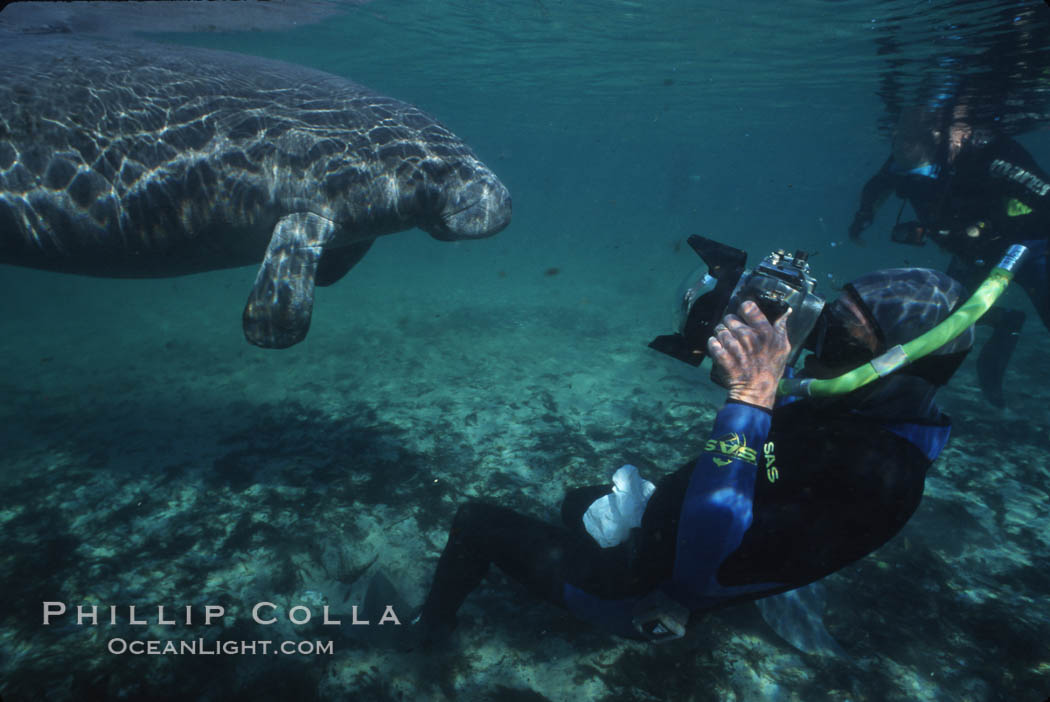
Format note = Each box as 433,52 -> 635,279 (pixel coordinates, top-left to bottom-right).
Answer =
764,441 -> 778,483
703,433 -> 757,467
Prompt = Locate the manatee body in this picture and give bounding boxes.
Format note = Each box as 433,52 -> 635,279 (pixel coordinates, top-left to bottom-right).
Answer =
0,34 -> 511,347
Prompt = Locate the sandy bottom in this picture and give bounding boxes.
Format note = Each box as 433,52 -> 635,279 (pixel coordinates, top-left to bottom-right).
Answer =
1,234 -> 1048,701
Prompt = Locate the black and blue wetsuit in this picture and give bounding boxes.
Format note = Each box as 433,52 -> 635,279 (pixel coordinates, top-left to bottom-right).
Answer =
854,135 -> 1050,330
419,384 -> 950,640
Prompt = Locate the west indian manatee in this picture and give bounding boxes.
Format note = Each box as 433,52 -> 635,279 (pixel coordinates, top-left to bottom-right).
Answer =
0,33 -> 511,347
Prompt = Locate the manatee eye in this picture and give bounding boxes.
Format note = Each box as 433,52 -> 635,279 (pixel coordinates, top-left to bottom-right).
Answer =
409,179 -> 443,213
421,160 -> 453,183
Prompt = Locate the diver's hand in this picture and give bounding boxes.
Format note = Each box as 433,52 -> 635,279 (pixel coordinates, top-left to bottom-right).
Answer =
708,301 -> 792,409
848,208 -> 873,243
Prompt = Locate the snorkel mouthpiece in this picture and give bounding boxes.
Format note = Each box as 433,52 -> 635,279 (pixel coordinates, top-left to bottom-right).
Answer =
997,243 -> 1029,274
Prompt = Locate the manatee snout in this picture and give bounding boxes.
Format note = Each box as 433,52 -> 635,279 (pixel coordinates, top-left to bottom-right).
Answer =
428,170 -> 512,241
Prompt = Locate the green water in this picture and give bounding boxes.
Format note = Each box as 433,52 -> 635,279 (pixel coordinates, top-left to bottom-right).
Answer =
2,1 -> 1050,700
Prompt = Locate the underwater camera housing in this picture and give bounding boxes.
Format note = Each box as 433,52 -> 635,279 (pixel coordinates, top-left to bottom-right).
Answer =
649,235 -> 825,369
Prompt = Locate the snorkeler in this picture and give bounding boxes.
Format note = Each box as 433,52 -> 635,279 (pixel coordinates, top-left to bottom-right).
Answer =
411,267 -> 973,646
847,107 -> 1049,405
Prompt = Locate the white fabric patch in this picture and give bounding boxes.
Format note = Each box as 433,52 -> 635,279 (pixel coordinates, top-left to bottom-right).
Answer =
582,464 -> 657,548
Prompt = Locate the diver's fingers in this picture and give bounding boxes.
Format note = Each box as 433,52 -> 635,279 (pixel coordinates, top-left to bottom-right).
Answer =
737,300 -> 770,329
708,335 -> 743,378
722,312 -> 745,328
721,315 -> 751,343
723,314 -> 767,358
713,322 -> 746,362
772,308 -> 793,355
739,301 -> 792,350
707,334 -> 730,368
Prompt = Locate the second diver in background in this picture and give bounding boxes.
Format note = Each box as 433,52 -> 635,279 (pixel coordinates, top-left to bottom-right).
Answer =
848,108 -> 1049,405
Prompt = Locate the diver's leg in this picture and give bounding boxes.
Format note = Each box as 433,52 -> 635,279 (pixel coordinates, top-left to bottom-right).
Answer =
950,255 -> 1028,406
1015,242 -> 1050,331
418,502 -> 577,638
975,242 -> 1050,405
976,306 -> 1025,407
418,499 -> 643,642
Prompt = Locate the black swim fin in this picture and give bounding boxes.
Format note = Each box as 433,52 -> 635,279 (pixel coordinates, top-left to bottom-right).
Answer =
754,581 -> 849,659
346,571 -> 421,651
976,308 -> 1025,407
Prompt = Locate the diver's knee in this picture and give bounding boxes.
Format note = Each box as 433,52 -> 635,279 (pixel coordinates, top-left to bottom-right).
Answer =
452,501 -> 492,530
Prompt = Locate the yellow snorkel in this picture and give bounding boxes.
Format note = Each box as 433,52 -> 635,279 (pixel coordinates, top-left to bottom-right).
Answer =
778,244 -> 1031,397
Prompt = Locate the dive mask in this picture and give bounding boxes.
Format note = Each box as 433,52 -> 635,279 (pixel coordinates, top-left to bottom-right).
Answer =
802,293 -> 880,377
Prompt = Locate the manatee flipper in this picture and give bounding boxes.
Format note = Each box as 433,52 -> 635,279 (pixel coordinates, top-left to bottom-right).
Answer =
315,239 -> 374,287
243,212 -> 338,349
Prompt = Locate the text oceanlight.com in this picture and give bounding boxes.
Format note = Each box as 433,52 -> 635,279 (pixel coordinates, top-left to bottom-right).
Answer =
107,638 -> 334,656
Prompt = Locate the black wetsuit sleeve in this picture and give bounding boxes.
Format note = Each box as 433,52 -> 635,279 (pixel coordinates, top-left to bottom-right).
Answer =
850,157 -> 896,241
983,138 -> 1050,207
858,157 -> 897,212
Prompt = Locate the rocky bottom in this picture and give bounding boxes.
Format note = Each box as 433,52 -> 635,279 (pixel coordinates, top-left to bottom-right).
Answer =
1,252 -> 1047,702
